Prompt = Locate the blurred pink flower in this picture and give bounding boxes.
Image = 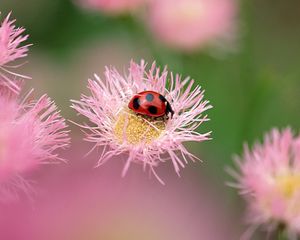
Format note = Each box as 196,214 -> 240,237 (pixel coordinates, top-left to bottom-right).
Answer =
72,60 -> 211,183
77,0 -> 146,15
147,0 -> 237,51
0,141 -> 237,240
0,88 -> 70,202
0,12 -> 30,93
229,128 -> 300,239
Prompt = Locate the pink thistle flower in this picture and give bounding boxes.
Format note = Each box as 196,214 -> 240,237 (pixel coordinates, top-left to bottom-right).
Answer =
0,89 -> 70,202
71,60 -> 212,183
0,12 -> 30,93
77,0 -> 146,15
147,0 -> 237,51
228,128 -> 300,239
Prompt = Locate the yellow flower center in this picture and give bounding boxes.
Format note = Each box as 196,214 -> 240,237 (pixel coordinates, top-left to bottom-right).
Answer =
276,173 -> 300,198
114,110 -> 166,145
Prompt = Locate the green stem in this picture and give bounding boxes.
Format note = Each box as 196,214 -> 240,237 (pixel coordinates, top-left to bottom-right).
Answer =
276,225 -> 286,240
278,231 -> 284,240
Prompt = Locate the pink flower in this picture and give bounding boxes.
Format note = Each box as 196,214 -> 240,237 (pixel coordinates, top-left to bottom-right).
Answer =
228,128 -> 300,239
147,0 -> 237,51
0,89 -> 70,202
0,12 -> 30,93
72,60 -> 212,183
77,0 -> 146,15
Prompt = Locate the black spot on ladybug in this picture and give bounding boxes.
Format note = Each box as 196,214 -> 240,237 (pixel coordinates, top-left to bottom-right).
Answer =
148,106 -> 158,114
133,97 -> 140,110
146,93 -> 154,102
159,95 -> 166,102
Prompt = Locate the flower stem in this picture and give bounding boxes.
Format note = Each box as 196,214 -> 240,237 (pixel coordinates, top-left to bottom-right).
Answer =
276,225 -> 286,240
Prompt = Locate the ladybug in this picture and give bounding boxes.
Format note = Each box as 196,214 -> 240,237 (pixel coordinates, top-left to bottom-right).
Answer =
128,90 -> 174,118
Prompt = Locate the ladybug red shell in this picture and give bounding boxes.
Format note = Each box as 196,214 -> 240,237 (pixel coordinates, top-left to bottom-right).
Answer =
128,91 -> 174,118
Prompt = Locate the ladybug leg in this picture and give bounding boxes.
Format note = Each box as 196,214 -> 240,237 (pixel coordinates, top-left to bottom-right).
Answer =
170,108 -> 174,119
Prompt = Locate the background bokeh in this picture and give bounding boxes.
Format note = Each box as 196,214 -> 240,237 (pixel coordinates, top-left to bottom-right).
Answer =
1,0 -> 300,239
